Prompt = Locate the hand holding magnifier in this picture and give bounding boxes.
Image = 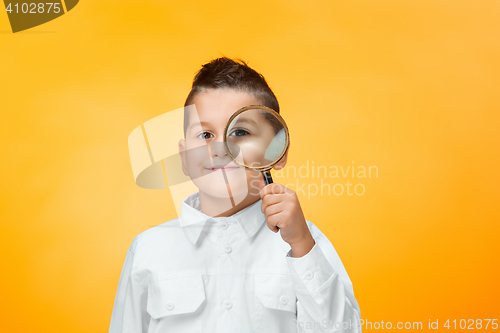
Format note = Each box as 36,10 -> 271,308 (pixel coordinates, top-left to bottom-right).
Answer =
223,105 -> 290,186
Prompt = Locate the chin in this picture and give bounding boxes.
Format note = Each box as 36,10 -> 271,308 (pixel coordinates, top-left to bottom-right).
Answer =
193,172 -> 250,202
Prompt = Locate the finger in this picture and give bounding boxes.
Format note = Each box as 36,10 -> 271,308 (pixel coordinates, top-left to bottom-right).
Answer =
258,178 -> 265,191
261,195 -> 283,214
260,183 -> 287,198
262,192 -> 284,208
266,215 -> 280,233
267,224 -> 279,233
264,202 -> 284,217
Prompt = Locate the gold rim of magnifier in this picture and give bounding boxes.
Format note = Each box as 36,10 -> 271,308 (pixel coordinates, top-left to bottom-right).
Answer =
223,105 -> 290,172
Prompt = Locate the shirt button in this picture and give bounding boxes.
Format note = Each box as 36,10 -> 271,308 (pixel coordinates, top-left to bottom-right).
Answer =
218,221 -> 228,230
223,244 -> 232,253
165,301 -> 175,311
305,270 -> 314,280
280,296 -> 288,305
223,299 -> 233,309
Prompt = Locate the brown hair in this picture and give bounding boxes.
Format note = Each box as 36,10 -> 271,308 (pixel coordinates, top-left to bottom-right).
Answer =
184,57 -> 279,135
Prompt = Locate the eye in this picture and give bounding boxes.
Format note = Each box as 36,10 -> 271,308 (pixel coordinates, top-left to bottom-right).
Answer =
197,131 -> 214,140
229,128 -> 250,137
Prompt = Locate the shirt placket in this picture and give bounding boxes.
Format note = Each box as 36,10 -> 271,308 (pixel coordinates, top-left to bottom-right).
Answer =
214,218 -> 242,333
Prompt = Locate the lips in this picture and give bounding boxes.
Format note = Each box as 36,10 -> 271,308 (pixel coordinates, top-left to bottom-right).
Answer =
207,164 -> 240,172
211,166 -> 239,171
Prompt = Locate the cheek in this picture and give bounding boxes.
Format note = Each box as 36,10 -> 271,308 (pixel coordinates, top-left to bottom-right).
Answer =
183,143 -> 209,165
239,141 -> 267,166
245,169 -> 262,180
184,139 -> 208,151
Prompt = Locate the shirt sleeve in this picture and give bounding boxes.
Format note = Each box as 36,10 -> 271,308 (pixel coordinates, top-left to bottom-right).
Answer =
109,239 -> 150,333
285,221 -> 361,333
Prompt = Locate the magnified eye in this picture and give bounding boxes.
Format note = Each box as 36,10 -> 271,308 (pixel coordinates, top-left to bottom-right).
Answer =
197,131 -> 214,140
229,128 -> 250,137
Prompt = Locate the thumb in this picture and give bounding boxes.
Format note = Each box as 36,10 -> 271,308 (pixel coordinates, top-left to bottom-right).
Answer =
258,178 -> 266,190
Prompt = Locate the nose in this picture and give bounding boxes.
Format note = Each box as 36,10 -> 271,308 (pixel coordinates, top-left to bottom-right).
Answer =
209,140 -> 227,158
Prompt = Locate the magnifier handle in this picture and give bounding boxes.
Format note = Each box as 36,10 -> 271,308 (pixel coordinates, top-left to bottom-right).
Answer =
262,170 -> 278,229
263,171 -> 273,185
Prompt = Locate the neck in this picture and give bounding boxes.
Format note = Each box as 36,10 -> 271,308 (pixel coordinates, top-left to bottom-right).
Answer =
199,192 -> 260,217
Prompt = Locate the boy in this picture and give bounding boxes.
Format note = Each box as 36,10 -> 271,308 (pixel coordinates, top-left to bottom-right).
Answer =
109,57 -> 361,333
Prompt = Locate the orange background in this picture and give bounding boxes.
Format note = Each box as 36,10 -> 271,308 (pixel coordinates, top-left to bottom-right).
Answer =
1,1 -> 499,332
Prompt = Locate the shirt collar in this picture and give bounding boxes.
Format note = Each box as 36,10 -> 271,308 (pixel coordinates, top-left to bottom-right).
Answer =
180,192 -> 266,245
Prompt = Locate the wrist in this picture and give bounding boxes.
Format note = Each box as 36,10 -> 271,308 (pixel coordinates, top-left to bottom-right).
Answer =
290,234 -> 315,258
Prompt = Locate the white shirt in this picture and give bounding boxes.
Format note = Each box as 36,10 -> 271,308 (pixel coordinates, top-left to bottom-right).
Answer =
109,193 -> 361,333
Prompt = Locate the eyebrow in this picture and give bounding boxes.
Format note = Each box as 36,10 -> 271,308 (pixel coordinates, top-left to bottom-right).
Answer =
232,117 -> 258,128
188,121 -> 212,131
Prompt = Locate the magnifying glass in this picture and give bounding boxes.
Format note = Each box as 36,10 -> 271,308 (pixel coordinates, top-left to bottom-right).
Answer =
223,105 -> 290,186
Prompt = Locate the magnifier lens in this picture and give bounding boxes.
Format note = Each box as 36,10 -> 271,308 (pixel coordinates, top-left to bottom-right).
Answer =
225,108 -> 287,169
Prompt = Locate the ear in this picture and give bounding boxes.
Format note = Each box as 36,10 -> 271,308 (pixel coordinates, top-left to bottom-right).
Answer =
273,141 -> 290,170
178,139 -> 189,176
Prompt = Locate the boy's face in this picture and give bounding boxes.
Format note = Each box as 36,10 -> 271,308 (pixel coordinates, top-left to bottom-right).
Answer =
179,88 -> 270,206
